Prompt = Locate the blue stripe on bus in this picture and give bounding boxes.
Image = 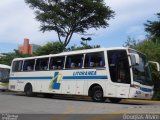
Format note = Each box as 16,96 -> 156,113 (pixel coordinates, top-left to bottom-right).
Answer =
140,87 -> 152,92
9,76 -> 108,80
10,77 -> 52,80
63,76 -> 108,79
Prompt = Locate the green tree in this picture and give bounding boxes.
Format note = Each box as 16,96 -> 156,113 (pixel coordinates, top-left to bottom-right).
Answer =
135,41 -> 160,62
123,36 -> 137,49
124,38 -> 160,99
0,50 -> 31,65
81,37 -> 92,46
25,0 -> 114,47
67,44 -> 100,51
145,13 -> 160,43
135,41 -> 160,96
34,42 -> 64,55
66,37 -> 100,51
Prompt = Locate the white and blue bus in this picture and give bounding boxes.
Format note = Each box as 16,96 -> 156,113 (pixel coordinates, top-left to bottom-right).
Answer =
9,48 -> 159,102
0,64 -> 10,91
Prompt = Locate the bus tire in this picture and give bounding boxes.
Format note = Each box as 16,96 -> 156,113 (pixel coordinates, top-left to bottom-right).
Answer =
43,93 -> 52,98
1,90 -> 6,92
109,98 -> 121,103
91,86 -> 106,102
24,83 -> 34,97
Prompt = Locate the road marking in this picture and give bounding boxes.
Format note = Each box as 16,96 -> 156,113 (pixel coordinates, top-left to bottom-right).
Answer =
125,99 -> 160,103
86,114 -> 122,120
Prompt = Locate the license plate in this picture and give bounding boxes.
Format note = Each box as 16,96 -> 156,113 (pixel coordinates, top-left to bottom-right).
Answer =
145,94 -> 149,97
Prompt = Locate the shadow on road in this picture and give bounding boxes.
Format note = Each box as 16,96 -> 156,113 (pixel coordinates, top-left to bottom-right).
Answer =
6,92 -> 154,106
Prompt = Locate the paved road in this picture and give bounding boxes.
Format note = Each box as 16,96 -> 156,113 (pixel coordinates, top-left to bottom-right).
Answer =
0,91 -> 160,119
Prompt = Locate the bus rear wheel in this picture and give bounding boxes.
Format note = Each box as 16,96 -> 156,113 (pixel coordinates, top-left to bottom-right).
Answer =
91,86 -> 106,102
109,98 -> 121,103
24,84 -> 34,97
1,89 -> 6,92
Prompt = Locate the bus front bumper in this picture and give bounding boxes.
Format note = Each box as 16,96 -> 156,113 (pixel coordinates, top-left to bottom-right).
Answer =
129,87 -> 153,100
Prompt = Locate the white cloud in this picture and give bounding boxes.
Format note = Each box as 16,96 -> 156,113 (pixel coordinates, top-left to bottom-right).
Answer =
0,0 -> 160,51
0,0 -> 58,45
0,0 -> 14,7
108,0 -> 159,28
127,26 -> 144,34
126,25 -> 146,41
136,35 -> 145,40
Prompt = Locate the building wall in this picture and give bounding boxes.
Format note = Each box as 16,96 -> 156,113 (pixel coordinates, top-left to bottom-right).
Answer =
18,39 -> 39,55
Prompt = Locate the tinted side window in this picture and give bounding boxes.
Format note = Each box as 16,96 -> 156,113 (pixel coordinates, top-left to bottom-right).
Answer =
0,68 -> 10,82
23,59 -> 35,71
84,52 -> 105,68
49,57 -> 65,70
35,58 -> 49,71
12,60 -> 23,72
65,55 -> 84,69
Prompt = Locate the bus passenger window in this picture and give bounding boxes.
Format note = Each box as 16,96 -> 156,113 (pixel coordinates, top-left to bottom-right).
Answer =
12,60 -> 23,72
23,59 -> 35,71
65,55 -> 84,69
49,57 -> 65,70
84,52 -> 105,68
35,58 -> 49,71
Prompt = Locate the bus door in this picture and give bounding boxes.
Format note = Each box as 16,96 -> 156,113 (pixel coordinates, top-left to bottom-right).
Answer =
107,50 -> 131,98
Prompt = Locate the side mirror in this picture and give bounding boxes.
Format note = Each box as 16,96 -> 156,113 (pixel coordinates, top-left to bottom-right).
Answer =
128,53 -> 140,66
149,61 -> 160,72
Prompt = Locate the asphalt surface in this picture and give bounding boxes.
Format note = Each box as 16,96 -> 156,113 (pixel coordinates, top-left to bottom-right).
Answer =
0,91 -> 160,120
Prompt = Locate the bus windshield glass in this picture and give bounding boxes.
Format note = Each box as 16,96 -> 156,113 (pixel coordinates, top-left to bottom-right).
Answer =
129,50 -> 152,86
0,68 -> 10,83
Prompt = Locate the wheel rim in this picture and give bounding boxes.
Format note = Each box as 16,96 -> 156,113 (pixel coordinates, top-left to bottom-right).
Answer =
26,89 -> 30,95
26,86 -> 32,95
94,90 -> 102,101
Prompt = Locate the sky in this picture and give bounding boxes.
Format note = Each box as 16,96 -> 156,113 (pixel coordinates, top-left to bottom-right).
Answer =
0,0 -> 160,53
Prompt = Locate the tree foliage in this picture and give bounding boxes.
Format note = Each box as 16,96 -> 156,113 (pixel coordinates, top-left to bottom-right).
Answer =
124,38 -> 160,98
124,12 -> 160,99
0,50 -> 31,65
138,13 -> 160,90
66,37 -> 100,51
135,41 -> 160,62
123,36 -> 137,49
134,41 -> 160,93
81,37 -> 92,46
0,40 -> 100,66
34,42 -> 64,55
25,0 -> 114,47
66,44 -> 100,51
145,13 -> 160,43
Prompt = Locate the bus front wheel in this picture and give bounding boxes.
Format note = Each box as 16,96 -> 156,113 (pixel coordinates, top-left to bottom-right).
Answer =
91,86 -> 106,102
24,84 -> 34,97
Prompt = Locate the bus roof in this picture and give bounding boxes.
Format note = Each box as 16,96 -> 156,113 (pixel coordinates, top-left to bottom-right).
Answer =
0,64 -> 10,69
13,47 -> 129,61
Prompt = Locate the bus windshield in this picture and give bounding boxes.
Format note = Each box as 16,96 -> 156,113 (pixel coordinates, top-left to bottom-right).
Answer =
0,68 -> 10,83
129,50 -> 152,86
